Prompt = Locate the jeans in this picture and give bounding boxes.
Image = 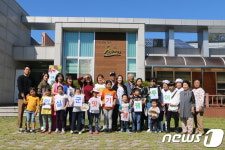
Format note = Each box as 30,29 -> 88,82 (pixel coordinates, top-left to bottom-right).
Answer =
150,118 -> 158,131
26,111 -> 36,123
132,112 -> 141,131
146,102 -> 152,129
81,100 -> 91,127
71,112 -> 82,131
42,114 -> 52,131
88,113 -> 100,131
121,121 -> 129,130
56,110 -> 65,129
103,109 -> 113,129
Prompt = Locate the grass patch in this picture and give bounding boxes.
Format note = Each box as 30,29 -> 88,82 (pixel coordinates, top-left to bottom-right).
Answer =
0,117 -> 224,149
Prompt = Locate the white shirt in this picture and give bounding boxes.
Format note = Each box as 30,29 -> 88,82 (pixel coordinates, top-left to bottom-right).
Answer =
168,89 -> 180,112
192,88 -> 205,111
116,85 -> 124,104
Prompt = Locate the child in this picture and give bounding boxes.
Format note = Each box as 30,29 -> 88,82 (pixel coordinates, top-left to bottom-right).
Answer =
148,100 -> 160,133
23,87 -> 40,133
88,88 -> 101,134
119,94 -> 131,133
101,80 -> 117,133
130,88 -> 143,133
54,85 -> 68,134
40,88 -> 54,134
70,88 -> 84,134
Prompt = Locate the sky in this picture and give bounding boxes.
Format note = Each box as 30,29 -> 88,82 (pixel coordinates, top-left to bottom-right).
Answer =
16,0 -> 225,42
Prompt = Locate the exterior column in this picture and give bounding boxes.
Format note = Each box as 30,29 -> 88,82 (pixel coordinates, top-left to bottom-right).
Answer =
198,29 -> 209,57
136,24 -> 145,80
54,23 -> 63,66
165,28 -> 175,56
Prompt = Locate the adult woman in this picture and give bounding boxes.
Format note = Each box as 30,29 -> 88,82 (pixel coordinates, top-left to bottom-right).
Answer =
51,73 -> 65,131
63,75 -> 76,131
192,79 -> 205,135
112,75 -> 127,131
133,78 -> 147,130
78,74 -> 94,130
37,73 -> 51,131
178,80 -> 195,134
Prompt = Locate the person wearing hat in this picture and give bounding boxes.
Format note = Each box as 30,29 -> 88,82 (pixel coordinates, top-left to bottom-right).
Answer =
109,72 -> 116,87
175,78 -> 184,93
159,80 -> 170,133
88,88 -> 101,134
166,82 -> 180,133
146,77 -> 162,132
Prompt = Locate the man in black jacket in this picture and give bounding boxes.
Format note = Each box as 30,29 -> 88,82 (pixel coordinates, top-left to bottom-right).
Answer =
17,65 -> 35,133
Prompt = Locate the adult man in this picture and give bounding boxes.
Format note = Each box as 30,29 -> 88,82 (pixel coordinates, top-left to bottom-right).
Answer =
109,72 -> 116,87
124,74 -> 135,98
166,82 -> 180,133
17,65 -> 35,133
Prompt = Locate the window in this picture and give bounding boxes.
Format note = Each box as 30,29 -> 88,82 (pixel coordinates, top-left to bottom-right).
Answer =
66,59 -> 78,74
80,33 -> 94,57
63,32 -> 78,57
127,59 -> 136,72
127,33 -> 137,79
157,71 -> 173,81
79,59 -> 92,77
175,72 -> 191,81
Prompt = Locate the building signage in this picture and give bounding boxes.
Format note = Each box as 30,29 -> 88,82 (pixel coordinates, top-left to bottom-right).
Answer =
104,45 -> 122,57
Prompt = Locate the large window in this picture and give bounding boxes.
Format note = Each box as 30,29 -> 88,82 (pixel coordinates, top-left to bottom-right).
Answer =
63,32 -> 94,78
127,33 -> 137,78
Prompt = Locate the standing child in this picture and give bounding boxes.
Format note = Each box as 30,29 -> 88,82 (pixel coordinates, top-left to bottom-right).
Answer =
130,88 -> 143,133
101,80 -> 117,133
88,88 -> 101,134
40,88 -> 54,134
148,100 -> 160,133
119,94 -> 131,133
23,87 -> 40,133
70,88 -> 85,134
54,85 -> 68,134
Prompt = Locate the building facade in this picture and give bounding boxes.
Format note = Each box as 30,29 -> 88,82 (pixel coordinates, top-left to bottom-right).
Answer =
1,0 -> 225,105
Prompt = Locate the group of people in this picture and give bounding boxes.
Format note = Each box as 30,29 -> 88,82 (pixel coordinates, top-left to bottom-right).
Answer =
17,65 -> 205,135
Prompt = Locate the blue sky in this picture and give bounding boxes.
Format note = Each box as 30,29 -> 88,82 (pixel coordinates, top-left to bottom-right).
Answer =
16,0 -> 225,42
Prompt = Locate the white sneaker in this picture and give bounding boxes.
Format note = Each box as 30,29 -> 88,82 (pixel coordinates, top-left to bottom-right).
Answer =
81,128 -> 85,132
70,130 -> 73,134
79,131 -> 82,134
146,129 -> 150,132
41,126 -> 44,130
18,128 -> 23,133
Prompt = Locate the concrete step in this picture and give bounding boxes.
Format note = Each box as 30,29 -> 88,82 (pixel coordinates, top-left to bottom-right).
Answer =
0,106 -> 25,117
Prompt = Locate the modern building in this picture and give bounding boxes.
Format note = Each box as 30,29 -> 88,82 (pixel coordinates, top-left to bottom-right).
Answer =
1,0 -> 225,105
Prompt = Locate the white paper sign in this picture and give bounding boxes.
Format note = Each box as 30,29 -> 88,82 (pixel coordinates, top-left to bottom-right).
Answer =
55,98 -> 64,110
121,103 -> 129,121
150,88 -> 159,99
90,98 -> 100,111
42,97 -> 52,109
105,95 -> 113,107
74,95 -> 83,107
163,94 -> 171,103
134,101 -> 142,112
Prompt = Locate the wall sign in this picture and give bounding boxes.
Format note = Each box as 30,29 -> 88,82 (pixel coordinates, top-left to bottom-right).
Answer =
104,45 -> 122,57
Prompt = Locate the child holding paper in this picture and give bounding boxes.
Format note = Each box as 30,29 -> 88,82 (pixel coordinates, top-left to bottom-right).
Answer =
88,88 -> 101,134
23,87 -> 40,133
148,100 -> 160,133
70,88 -> 85,134
54,85 -> 68,134
40,88 -> 54,134
130,88 -> 143,133
119,94 -> 131,133
101,80 -> 117,133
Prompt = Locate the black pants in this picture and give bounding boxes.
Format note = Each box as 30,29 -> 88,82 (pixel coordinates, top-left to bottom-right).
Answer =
39,106 -> 43,127
56,110 -> 65,129
65,107 -> 73,129
141,104 -> 147,130
166,111 -> 179,131
71,112 -> 82,131
112,104 -> 120,130
150,118 -> 158,131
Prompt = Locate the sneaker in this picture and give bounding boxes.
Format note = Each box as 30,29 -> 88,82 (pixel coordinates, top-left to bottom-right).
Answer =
100,128 -> 105,132
40,126 -> 44,131
78,131 -> 82,134
126,129 -> 131,133
61,130 -> 65,134
26,130 -> 30,133
18,128 -> 23,133
40,130 -> 46,133
119,129 -> 124,132
55,129 -> 59,133
88,131 -> 93,134
32,130 -> 36,133
70,130 -> 74,134
47,131 -> 51,134
146,129 -> 150,132
154,131 -> 158,133
108,129 -> 112,133
95,130 -> 99,134
81,128 -> 85,132
148,130 -> 153,133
